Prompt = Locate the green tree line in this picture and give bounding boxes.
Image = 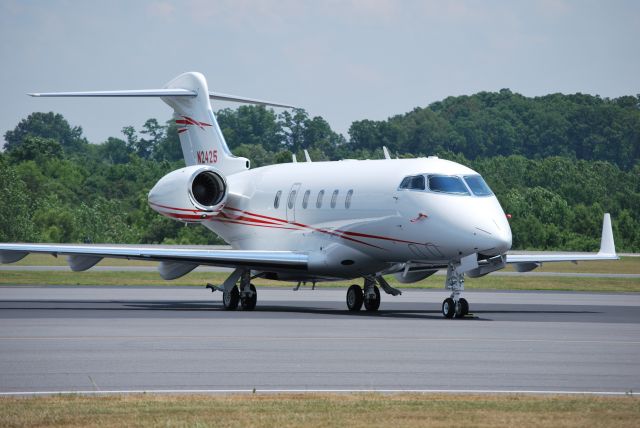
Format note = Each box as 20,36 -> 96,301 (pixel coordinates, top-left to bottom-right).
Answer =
1,89 -> 639,251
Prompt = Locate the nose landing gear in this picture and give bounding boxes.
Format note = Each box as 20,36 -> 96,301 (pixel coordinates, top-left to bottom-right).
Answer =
442,263 -> 470,319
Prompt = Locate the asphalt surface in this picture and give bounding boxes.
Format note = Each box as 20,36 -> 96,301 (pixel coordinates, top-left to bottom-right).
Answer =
0,286 -> 639,394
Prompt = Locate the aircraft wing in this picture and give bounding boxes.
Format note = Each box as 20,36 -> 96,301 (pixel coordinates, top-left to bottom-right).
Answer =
0,244 -> 307,279
505,213 -> 618,271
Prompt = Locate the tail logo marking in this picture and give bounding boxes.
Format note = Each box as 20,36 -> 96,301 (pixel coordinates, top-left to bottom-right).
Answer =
175,116 -> 212,131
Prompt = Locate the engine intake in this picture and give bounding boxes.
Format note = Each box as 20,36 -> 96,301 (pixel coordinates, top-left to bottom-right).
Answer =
148,165 -> 227,222
191,170 -> 226,209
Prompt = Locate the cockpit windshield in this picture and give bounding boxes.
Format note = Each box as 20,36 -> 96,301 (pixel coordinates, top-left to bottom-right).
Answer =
463,175 -> 493,196
398,173 -> 493,197
428,175 -> 470,195
399,175 -> 425,190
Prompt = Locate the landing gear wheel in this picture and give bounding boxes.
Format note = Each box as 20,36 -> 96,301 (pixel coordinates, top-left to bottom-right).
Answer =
442,298 -> 455,319
364,285 -> 381,312
346,284 -> 364,311
240,283 -> 257,311
223,286 -> 239,310
454,300 -> 464,318
459,298 -> 469,316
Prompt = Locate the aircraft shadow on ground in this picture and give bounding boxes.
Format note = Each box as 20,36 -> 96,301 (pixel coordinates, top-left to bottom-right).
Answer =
0,300 -> 601,321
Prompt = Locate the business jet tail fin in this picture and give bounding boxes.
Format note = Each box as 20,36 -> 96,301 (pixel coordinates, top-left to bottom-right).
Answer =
29,72 -> 295,175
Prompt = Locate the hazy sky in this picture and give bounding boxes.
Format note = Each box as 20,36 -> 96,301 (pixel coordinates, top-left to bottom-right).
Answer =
1,0 -> 639,145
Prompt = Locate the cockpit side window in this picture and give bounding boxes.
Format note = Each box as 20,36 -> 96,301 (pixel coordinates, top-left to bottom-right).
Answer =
464,175 -> 493,196
428,175 -> 470,195
399,175 -> 425,190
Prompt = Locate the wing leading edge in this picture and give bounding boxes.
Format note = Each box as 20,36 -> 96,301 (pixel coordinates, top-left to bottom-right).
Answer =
0,244 -> 308,279
506,213 -> 618,272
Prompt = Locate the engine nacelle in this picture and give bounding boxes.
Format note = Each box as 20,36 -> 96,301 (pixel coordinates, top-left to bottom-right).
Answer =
148,165 -> 227,222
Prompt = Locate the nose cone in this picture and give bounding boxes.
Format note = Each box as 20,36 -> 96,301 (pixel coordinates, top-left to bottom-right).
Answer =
492,220 -> 512,254
473,202 -> 512,256
415,192 -> 512,259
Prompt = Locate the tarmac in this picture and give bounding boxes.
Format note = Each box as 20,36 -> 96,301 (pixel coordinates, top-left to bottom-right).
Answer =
0,286 -> 639,395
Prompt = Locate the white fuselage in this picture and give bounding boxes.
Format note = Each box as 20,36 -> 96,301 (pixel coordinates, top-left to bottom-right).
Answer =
203,157 -> 512,279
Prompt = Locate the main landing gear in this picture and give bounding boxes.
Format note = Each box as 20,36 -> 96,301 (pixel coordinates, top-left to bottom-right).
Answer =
442,263 -> 470,319
345,276 -> 401,312
207,268 -> 257,311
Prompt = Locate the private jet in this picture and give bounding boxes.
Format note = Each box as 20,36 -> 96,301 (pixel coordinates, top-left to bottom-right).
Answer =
0,72 -> 618,318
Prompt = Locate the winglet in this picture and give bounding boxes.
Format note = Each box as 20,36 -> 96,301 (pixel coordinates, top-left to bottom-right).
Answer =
598,213 -> 616,256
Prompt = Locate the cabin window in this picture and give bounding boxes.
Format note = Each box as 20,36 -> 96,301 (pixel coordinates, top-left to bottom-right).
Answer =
316,190 -> 325,208
331,190 -> 339,208
302,190 -> 311,209
274,190 -> 282,209
287,189 -> 297,209
399,175 -> 425,190
345,189 -> 354,209
428,175 -> 470,195
464,175 -> 493,197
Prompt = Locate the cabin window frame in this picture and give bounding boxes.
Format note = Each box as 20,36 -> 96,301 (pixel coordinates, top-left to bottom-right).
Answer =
345,189 -> 354,209
287,189 -> 298,209
302,189 -> 311,209
330,189 -> 339,208
274,190 -> 282,209
316,190 -> 325,208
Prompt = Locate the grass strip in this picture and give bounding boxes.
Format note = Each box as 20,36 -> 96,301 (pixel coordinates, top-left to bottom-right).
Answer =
1,270 -> 639,292
1,393 -> 639,428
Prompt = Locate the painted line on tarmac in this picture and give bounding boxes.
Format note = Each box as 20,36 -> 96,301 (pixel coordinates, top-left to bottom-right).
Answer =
1,336 -> 639,345
0,389 -> 633,396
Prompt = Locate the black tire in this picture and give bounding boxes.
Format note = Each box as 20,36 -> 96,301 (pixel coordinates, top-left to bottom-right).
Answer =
454,300 -> 464,318
240,283 -> 257,311
346,284 -> 363,311
442,298 -> 455,319
223,286 -> 239,310
364,286 -> 381,312
459,298 -> 469,316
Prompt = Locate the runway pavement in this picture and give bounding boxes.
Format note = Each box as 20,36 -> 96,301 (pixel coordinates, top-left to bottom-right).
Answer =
0,286 -> 639,395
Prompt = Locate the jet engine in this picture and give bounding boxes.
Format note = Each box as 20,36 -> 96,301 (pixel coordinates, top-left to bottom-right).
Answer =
148,165 -> 227,222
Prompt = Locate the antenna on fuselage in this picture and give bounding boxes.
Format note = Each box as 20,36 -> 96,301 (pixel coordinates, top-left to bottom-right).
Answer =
304,149 -> 312,162
383,146 -> 391,160
292,154 -> 298,163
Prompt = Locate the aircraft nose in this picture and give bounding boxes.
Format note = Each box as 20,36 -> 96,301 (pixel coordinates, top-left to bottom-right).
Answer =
493,226 -> 512,254
474,216 -> 512,256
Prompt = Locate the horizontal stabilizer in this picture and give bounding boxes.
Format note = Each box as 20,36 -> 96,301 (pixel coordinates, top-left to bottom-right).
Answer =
209,92 -> 296,108
28,89 -> 295,108
28,89 -> 196,97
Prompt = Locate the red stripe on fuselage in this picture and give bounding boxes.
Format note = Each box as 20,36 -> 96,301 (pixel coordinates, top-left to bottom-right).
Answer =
221,207 -> 385,250
213,218 -> 299,230
163,212 -> 210,220
149,201 -> 203,213
225,207 -> 420,244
